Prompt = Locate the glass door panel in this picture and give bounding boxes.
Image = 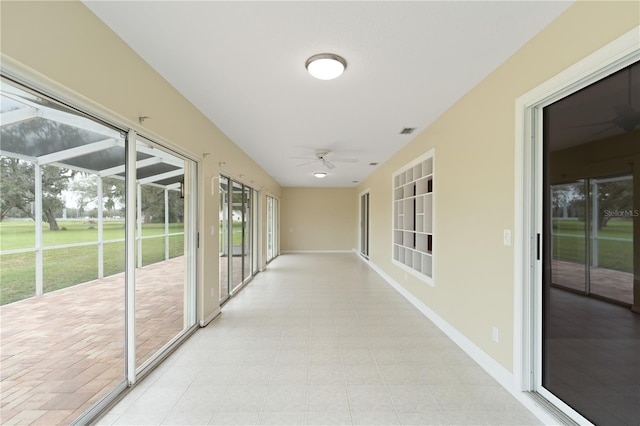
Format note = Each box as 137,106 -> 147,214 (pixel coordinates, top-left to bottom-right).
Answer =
273,198 -> 278,259
541,61 -> 639,426
230,181 -> 243,293
251,189 -> 259,274
550,182 -> 587,293
589,175 -> 634,304
243,185 -> 251,280
266,196 -> 274,261
219,176 -> 230,302
134,137 -> 195,369
0,79 -> 126,424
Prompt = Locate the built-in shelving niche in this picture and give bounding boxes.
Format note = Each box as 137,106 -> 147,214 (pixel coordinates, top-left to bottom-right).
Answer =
392,150 -> 434,285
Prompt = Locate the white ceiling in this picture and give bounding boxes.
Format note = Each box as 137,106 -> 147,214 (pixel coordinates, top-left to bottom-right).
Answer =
84,1 -> 573,187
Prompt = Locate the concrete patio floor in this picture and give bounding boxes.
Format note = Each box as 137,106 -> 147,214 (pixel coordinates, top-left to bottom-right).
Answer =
0,257 -> 186,425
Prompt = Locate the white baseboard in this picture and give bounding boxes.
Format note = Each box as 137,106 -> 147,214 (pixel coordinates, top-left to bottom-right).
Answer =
358,255 -> 560,425
199,307 -> 221,327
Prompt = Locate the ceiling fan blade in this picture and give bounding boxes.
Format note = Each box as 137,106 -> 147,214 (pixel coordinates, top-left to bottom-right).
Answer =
291,156 -> 316,160
323,160 -> 336,169
559,119 -> 614,129
613,104 -> 636,117
296,160 -> 317,167
592,124 -> 618,136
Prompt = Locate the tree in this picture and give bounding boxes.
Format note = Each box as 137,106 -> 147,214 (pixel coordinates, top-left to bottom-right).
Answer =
0,157 -> 74,230
595,179 -> 633,230
552,183 -> 584,219
103,177 -> 125,213
139,185 -> 183,223
69,174 -> 98,218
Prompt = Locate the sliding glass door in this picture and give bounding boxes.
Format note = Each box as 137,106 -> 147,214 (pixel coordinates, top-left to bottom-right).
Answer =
219,176 -> 257,302
266,195 -> 278,263
0,77 -> 198,425
230,181 -> 244,293
550,177 -> 634,304
134,136 -> 197,371
540,61 -> 639,425
219,176 -> 230,302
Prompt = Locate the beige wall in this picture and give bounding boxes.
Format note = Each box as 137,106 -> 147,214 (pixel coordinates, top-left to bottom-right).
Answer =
0,1 -> 282,322
281,187 -> 357,252
357,1 -> 639,371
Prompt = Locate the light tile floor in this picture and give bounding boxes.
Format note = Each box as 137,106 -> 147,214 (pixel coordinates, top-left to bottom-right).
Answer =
98,253 -> 542,426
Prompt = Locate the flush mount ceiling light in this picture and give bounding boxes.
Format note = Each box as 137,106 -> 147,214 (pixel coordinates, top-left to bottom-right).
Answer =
305,53 -> 347,80
314,172 -> 327,178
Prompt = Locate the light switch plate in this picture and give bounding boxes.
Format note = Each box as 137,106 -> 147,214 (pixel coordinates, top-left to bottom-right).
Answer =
503,229 -> 511,246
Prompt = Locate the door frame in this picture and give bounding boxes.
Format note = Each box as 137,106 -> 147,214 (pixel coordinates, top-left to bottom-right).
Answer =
514,26 -> 639,423
359,189 -> 370,259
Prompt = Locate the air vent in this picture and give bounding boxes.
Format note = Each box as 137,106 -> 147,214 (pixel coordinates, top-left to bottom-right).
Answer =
400,127 -> 416,135
369,162 -> 378,166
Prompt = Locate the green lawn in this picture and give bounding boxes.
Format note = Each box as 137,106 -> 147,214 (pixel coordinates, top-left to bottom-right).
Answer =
0,220 -> 184,305
0,220 -> 185,251
219,222 -> 246,247
552,218 -> 633,273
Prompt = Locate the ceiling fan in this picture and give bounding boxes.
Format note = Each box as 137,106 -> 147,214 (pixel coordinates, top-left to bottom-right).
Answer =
293,149 -> 358,170
590,104 -> 640,135
562,65 -> 640,135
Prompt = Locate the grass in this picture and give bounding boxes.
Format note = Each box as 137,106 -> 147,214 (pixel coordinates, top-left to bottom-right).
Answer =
220,222 -> 245,247
0,220 -> 184,305
0,220 -> 183,251
552,218 -> 633,273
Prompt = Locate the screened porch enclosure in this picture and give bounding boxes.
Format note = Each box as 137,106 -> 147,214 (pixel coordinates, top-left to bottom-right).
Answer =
0,78 -> 197,424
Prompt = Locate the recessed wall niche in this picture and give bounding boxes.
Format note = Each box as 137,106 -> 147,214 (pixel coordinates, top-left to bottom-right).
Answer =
392,149 -> 434,284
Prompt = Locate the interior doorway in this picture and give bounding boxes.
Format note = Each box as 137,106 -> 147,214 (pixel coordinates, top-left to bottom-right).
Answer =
360,191 -> 370,259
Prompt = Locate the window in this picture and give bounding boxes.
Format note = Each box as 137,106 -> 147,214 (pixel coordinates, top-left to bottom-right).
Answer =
392,150 -> 434,284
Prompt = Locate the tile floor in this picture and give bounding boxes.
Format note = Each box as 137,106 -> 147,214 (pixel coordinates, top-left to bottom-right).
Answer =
98,253 -> 542,426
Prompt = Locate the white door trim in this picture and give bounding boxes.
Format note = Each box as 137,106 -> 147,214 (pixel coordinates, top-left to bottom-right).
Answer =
513,25 -> 640,422
359,188 -> 370,258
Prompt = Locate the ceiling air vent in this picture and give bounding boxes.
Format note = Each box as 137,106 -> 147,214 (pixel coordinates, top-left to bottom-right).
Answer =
400,127 -> 416,135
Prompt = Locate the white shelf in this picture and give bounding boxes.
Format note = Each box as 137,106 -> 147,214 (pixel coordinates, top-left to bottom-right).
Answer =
392,150 -> 434,284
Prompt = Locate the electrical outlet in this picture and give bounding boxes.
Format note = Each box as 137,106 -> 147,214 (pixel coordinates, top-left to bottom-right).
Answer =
492,326 -> 499,343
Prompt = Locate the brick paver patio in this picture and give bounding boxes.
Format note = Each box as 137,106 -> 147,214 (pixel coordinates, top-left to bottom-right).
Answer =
552,259 -> 633,304
0,257 -> 185,425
